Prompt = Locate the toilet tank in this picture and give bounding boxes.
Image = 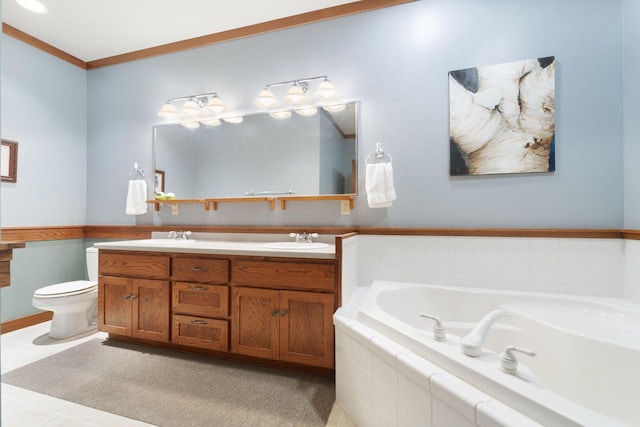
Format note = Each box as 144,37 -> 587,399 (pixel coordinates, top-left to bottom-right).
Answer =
86,247 -> 99,282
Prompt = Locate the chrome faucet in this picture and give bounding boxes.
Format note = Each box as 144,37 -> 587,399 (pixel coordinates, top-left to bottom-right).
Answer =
461,309 -> 511,357
168,230 -> 192,240
289,232 -> 319,243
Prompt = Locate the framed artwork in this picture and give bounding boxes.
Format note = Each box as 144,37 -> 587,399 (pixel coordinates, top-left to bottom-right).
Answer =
449,56 -> 556,176
1,139 -> 18,183
154,170 -> 165,193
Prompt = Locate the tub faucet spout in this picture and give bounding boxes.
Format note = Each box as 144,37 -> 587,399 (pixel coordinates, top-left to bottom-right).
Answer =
461,309 -> 511,357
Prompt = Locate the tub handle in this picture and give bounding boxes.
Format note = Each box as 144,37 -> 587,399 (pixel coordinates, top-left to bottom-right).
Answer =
500,345 -> 536,375
419,313 -> 447,342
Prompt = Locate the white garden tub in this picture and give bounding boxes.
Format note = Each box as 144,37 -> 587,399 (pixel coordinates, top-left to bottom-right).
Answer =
344,281 -> 639,426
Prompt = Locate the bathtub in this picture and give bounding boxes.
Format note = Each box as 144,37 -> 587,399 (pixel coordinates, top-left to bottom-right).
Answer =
334,281 -> 639,426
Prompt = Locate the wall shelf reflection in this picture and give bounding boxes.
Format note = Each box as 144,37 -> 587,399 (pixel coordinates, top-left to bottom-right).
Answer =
146,194 -> 355,212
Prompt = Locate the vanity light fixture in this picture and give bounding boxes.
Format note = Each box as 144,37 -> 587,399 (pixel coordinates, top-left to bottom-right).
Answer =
322,103 -> 346,113
16,0 -> 47,14
158,92 -> 227,124
255,76 -> 339,109
201,118 -> 222,127
180,121 -> 200,129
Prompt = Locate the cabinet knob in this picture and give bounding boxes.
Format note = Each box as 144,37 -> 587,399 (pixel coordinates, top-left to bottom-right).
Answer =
271,309 -> 278,316
280,309 -> 287,317
124,294 -> 131,300
130,295 -> 137,300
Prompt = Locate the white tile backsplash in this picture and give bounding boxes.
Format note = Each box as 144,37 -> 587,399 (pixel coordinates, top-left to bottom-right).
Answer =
357,235 -> 630,298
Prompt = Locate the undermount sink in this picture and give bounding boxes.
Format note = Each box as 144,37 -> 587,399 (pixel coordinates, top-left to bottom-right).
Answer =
131,239 -> 196,246
262,242 -> 330,250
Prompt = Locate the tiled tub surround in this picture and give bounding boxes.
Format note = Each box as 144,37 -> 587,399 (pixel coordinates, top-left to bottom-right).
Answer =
336,235 -> 639,427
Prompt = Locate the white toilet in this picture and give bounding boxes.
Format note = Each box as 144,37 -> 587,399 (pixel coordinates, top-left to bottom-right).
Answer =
32,247 -> 99,339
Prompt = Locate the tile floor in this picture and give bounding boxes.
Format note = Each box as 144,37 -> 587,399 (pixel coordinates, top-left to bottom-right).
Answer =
1,321 -> 355,427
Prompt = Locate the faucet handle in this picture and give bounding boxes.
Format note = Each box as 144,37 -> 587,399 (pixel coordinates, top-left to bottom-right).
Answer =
500,345 -> 536,374
419,313 -> 447,342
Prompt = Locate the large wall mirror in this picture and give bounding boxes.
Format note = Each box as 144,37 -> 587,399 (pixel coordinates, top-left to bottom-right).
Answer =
153,102 -> 357,199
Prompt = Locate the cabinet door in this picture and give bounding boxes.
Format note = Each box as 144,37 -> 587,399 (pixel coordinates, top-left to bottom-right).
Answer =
98,276 -> 132,336
232,287 -> 279,360
132,279 -> 170,342
279,291 -> 335,369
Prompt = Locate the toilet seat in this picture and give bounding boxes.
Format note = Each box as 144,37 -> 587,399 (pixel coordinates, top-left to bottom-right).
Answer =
34,280 -> 97,299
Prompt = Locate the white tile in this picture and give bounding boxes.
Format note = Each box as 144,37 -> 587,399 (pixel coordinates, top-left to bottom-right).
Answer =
529,261 -> 559,286
474,258 -> 501,286
529,238 -> 559,262
423,257 -> 449,285
372,352 -> 398,396
624,240 -> 640,266
589,239 -> 624,264
501,238 -> 530,260
476,400 -> 543,427
373,377 -> 398,427
424,237 -> 449,257
432,397 -> 475,427
398,372 -> 433,427
556,262 -> 591,287
557,239 -> 590,263
588,262 -> 623,290
448,257 -> 475,282
448,237 -> 475,258
500,259 -> 530,288
474,237 -> 502,259
430,374 -> 491,422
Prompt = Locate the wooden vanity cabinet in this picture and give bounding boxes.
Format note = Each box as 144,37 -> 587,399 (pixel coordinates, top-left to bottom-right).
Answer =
231,259 -> 336,369
171,257 -> 231,351
98,252 -> 171,343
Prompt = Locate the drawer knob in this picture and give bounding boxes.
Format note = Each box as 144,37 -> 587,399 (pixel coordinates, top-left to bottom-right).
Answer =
271,309 -> 278,316
280,309 -> 287,317
191,267 -> 209,272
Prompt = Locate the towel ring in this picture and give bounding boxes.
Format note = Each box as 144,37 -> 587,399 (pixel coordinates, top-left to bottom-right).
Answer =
366,143 -> 392,164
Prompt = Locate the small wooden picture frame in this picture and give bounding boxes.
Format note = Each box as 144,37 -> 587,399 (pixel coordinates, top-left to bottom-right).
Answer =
155,169 -> 165,193
1,139 -> 18,183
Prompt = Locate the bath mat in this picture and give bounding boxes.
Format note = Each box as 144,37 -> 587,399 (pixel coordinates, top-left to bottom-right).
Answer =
2,339 -> 335,427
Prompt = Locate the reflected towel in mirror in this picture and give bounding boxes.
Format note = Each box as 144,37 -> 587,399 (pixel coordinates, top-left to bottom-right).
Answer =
365,163 -> 396,208
126,180 -> 148,215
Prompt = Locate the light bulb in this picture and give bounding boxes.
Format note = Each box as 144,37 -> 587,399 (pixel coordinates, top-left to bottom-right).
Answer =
17,0 -> 47,13
205,96 -> 227,114
314,81 -> 338,99
201,118 -> 221,127
322,104 -> 346,113
295,106 -> 318,116
255,89 -> 279,108
269,110 -> 292,119
284,85 -> 308,104
180,121 -> 200,129
158,103 -> 180,119
180,100 -> 201,116
223,116 -> 243,124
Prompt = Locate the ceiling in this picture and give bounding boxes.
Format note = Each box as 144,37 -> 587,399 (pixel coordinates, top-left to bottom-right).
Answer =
2,0 -> 361,62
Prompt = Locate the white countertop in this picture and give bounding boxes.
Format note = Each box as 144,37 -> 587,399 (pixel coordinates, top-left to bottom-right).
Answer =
94,238 -> 336,259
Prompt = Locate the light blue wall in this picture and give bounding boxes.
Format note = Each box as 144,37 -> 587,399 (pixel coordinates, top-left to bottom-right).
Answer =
87,0 -> 624,228
623,0 -> 640,229
0,35 -> 88,321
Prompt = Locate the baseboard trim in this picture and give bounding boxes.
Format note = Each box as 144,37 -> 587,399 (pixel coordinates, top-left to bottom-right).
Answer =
1,311 -> 52,334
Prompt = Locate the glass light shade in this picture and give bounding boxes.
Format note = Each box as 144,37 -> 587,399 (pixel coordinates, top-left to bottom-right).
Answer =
223,116 -> 243,124
255,89 -> 279,108
17,0 -> 47,13
180,100 -> 201,116
180,121 -> 200,129
201,118 -> 221,127
322,103 -> 346,113
284,85 -> 308,104
205,96 -> 227,114
158,103 -> 180,119
295,106 -> 318,116
269,110 -> 292,119
314,81 -> 338,99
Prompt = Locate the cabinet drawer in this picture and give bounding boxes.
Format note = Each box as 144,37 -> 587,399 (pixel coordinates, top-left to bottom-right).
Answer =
172,282 -> 229,317
99,252 -> 170,279
232,260 -> 335,291
172,258 -> 229,284
172,315 -> 228,351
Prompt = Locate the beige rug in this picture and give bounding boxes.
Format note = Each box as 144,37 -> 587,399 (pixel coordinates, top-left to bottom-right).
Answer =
2,339 -> 335,427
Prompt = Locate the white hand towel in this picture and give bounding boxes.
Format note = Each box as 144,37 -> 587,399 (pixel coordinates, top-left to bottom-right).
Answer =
126,180 -> 148,215
366,163 -> 397,208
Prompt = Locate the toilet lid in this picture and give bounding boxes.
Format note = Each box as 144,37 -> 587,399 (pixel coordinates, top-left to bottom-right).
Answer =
34,280 -> 97,298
